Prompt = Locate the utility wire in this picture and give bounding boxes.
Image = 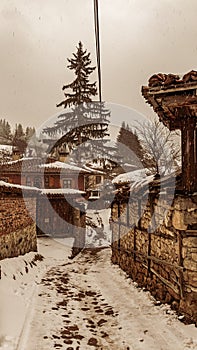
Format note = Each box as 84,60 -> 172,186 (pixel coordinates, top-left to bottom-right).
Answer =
94,0 -> 102,103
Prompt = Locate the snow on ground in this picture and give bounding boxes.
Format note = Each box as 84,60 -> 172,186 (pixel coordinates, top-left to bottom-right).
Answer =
86,208 -> 112,248
0,237 -> 73,350
14,245 -> 197,349
0,235 -> 196,349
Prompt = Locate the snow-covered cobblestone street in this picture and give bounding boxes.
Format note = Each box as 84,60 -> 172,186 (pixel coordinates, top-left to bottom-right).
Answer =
1,237 -> 196,350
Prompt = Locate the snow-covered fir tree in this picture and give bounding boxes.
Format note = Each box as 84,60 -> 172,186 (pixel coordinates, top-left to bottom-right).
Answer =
43,42 -> 110,159
12,123 -> 27,154
116,122 -> 149,168
0,119 -> 12,144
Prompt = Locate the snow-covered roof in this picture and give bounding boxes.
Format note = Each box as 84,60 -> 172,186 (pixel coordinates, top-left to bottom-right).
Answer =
0,144 -> 13,152
0,180 -> 85,195
39,161 -> 89,172
123,163 -> 137,168
83,138 -> 116,146
129,175 -> 155,192
112,168 -> 149,184
0,180 -> 40,191
103,140 -> 118,149
41,188 -> 85,195
5,157 -> 36,165
82,164 -> 104,174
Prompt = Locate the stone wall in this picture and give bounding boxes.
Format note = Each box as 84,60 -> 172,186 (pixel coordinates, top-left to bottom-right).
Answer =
0,183 -> 38,261
111,182 -> 197,324
0,223 -> 37,260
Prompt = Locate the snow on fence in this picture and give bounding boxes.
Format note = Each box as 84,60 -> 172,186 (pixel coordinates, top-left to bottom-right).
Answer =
111,175 -> 197,324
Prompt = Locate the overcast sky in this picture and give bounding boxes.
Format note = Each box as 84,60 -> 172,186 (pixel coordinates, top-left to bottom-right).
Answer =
1,0 -> 197,129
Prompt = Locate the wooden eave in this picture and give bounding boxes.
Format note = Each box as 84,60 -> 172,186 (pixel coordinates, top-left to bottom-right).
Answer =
142,84 -> 197,130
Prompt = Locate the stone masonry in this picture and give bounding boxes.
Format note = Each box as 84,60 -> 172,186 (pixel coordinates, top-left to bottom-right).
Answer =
111,179 -> 197,324
0,183 -> 38,261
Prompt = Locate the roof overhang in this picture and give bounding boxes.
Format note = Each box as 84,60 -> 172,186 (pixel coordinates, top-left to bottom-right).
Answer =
142,82 -> 197,130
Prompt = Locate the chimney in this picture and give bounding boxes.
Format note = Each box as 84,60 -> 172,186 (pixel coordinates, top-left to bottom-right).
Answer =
58,144 -> 69,162
12,147 -> 21,161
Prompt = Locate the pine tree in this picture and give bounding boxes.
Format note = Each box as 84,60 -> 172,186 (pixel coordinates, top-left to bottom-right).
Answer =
57,41 -> 97,108
117,122 -> 148,168
15,124 -> 25,138
43,42 -> 110,152
0,119 -> 37,158
5,121 -> 12,139
25,126 -> 36,141
0,118 -> 12,144
12,123 -> 27,154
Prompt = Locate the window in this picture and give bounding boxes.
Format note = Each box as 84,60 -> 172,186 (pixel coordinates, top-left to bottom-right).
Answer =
34,177 -> 42,188
44,175 -> 49,188
84,176 -> 89,190
96,175 -> 102,184
26,176 -> 31,186
0,177 -> 9,183
91,191 -> 99,198
63,179 -> 72,188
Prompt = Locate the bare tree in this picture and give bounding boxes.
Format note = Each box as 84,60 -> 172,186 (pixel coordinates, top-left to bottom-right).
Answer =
135,118 -> 181,176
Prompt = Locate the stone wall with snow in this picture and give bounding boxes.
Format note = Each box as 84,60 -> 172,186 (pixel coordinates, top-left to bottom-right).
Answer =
0,182 -> 37,261
111,177 -> 197,324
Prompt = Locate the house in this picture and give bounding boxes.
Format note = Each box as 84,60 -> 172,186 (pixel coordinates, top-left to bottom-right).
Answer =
39,161 -> 90,191
0,158 -> 42,186
83,165 -> 104,200
0,158 -> 92,192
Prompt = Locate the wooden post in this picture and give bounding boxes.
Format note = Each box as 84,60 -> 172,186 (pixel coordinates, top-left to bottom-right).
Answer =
36,195 -> 40,236
178,231 -> 184,298
147,231 -> 152,273
138,198 -> 141,230
118,202 -> 121,250
111,203 -> 114,244
127,202 -> 130,227
181,117 -> 196,192
133,228 -> 137,262
148,193 -> 155,273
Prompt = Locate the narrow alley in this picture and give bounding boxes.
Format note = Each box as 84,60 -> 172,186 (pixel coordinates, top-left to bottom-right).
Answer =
16,237 -> 196,350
